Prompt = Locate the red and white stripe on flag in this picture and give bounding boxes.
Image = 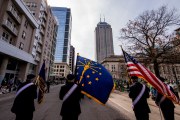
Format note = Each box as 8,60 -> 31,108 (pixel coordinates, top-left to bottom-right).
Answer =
124,51 -> 179,104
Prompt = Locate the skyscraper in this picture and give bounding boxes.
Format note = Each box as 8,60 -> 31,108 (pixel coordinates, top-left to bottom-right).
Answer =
51,7 -> 72,64
23,0 -> 58,79
51,7 -> 72,79
69,45 -> 75,73
95,19 -> 114,63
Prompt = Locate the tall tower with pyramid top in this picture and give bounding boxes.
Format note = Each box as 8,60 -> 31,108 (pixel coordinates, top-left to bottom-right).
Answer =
95,18 -> 114,63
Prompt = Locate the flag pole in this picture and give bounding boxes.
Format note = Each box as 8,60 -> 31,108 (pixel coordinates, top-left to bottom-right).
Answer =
74,53 -> 80,84
62,54 -> 79,102
120,45 -> 132,85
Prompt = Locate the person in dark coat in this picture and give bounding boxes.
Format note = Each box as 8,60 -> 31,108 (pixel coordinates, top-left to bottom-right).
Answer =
46,80 -> 50,93
59,74 -> 81,120
155,77 -> 175,120
11,74 -> 37,120
129,76 -> 151,120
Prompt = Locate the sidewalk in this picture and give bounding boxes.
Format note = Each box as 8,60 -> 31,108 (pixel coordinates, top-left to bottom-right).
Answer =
113,90 -> 180,115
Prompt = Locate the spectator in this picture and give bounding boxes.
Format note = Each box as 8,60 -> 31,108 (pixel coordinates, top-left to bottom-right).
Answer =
169,80 -> 179,100
8,77 -> 14,92
46,80 -> 50,93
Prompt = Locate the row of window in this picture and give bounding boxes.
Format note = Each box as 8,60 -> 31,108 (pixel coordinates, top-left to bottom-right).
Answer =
1,31 -> 26,50
10,5 -> 21,20
26,2 -> 37,8
6,18 -> 17,32
54,65 -> 65,68
54,69 -> 64,72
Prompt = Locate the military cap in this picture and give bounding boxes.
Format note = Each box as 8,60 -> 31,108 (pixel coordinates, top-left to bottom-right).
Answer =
67,74 -> 75,80
27,74 -> 36,79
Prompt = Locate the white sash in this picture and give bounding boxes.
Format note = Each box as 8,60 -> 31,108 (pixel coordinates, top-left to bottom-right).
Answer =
132,84 -> 146,109
16,83 -> 34,97
63,84 -> 78,102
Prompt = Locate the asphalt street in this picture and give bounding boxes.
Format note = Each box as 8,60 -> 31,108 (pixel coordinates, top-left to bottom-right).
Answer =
0,84 -> 130,120
0,84 -> 180,120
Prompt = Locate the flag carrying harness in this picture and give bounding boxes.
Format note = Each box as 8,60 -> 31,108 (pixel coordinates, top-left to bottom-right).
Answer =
63,84 -> 78,102
16,83 -> 34,97
132,84 -> 145,109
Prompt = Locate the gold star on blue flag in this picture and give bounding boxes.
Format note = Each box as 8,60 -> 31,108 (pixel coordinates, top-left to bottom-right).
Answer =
75,55 -> 114,104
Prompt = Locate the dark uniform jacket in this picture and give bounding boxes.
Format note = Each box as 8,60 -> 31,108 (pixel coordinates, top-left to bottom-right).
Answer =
155,86 -> 175,110
129,82 -> 151,113
11,82 -> 37,114
59,82 -> 81,116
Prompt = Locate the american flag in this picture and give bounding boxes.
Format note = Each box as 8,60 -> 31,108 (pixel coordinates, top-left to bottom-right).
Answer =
122,50 -> 179,104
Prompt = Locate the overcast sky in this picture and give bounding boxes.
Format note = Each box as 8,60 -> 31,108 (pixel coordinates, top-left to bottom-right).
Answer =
47,0 -> 180,61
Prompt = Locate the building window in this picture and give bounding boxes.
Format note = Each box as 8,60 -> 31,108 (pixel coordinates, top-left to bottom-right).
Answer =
112,65 -> 115,72
7,18 -> 12,25
163,66 -> 168,74
31,10 -> 36,16
24,20 -> 28,28
9,38 -> 13,44
31,3 -> 37,8
113,75 -> 116,78
64,32 -> 69,38
19,42 -> 24,50
2,32 -> 9,41
44,50 -> 46,55
45,41 -> 48,46
121,65 -> 124,70
26,2 -> 30,7
22,31 -> 26,39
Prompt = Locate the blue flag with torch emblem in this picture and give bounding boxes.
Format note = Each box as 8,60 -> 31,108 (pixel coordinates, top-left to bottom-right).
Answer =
75,55 -> 114,104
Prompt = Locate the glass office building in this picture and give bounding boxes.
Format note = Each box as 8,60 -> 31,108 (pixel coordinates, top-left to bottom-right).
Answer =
51,7 -> 72,64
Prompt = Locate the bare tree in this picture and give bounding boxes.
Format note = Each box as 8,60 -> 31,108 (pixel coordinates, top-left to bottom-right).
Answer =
120,6 -> 180,77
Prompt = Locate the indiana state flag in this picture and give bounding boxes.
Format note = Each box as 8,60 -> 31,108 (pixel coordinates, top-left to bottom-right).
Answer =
36,61 -> 46,104
75,55 -> 114,104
